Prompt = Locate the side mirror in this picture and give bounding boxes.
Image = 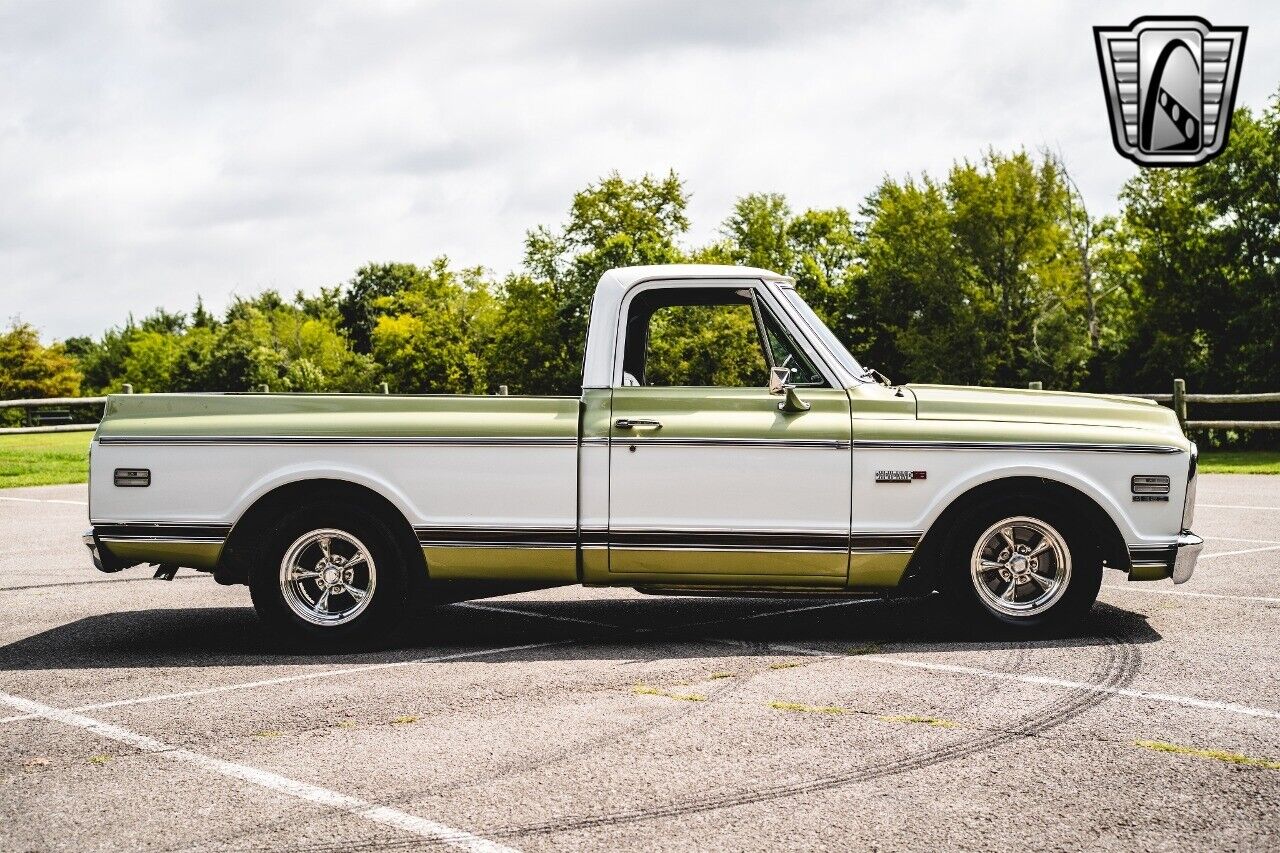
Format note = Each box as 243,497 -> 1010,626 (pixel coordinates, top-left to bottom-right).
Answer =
769,366 -> 811,413
768,366 -> 790,395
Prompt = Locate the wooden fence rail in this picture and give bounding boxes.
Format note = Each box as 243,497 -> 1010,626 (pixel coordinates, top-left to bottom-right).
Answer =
1035,377 -> 1280,431
0,395 -> 111,435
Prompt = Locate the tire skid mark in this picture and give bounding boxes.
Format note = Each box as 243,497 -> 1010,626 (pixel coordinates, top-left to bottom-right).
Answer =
415,627 -> 1034,802
195,640 -> 867,853
282,636 -> 1124,853
157,608 -> 863,853
473,634 -> 1140,843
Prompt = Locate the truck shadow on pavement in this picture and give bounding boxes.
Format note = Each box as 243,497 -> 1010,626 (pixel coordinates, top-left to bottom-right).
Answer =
0,594 -> 1161,671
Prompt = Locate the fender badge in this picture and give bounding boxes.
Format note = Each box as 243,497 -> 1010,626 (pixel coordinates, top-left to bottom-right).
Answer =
876,470 -> 927,483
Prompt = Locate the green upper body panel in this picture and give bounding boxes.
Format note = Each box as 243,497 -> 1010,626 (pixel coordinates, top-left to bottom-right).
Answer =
847,384 -> 1189,451
97,386 -> 1187,451
909,384 -> 1178,432
96,393 -> 581,439
608,387 -> 851,441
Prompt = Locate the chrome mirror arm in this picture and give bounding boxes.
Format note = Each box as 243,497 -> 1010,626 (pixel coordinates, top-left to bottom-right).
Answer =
768,366 -> 811,413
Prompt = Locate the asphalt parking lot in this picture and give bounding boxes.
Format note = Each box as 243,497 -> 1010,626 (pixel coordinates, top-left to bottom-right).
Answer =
1,478 -> 1278,852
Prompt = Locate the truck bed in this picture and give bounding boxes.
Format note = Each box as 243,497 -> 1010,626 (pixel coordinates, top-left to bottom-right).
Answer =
90,393 -> 582,580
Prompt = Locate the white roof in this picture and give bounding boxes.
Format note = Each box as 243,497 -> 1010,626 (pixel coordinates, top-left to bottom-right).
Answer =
595,264 -> 789,300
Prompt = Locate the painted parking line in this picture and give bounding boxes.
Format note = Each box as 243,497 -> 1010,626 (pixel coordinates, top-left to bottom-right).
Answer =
456,601 -> 612,627
750,641 -> 1280,722
0,641 -> 566,726
1198,503 -> 1280,511
1102,585 -> 1280,605
1,596 -> 795,728
1200,544 -> 1280,559
0,495 -> 87,506
0,690 -> 517,853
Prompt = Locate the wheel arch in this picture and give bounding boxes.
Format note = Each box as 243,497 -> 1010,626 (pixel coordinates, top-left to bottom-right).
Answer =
215,477 -> 423,586
901,475 -> 1130,591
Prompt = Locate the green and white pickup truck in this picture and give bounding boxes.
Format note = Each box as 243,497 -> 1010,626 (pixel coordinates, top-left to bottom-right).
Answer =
84,264 -> 1201,645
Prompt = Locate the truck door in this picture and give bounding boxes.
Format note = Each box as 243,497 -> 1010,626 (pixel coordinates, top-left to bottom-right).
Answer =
606,281 -> 852,585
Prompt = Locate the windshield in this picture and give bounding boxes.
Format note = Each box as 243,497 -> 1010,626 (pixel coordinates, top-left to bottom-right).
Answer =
777,286 -> 867,382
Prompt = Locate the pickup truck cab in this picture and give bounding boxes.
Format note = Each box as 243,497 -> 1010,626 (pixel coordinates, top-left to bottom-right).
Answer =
84,264 -> 1201,645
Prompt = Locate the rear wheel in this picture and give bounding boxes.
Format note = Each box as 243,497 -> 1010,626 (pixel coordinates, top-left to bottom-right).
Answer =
249,500 -> 411,649
941,497 -> 1101,632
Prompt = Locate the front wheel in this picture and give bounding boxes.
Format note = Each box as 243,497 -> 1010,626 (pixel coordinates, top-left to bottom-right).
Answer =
248,500 -> 411,649
941,497 -> 1102,632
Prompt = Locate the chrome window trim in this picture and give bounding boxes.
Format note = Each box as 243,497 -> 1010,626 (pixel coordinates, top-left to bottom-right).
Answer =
772,282 -> 869,385
610,278 -> 844,390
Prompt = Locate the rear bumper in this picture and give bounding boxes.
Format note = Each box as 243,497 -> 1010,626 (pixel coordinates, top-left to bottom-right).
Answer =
1127,531 -> 1203,584
82,528 -> 133,574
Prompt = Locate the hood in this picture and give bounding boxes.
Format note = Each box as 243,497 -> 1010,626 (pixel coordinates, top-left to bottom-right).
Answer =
906,384 -> 1181,433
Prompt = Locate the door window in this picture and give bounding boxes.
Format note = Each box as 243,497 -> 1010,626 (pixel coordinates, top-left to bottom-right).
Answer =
620,287 -> 827,388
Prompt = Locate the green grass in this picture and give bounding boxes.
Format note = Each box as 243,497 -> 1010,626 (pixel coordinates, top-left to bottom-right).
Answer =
1198,450 -> 1280,474
0,431 -> 93,488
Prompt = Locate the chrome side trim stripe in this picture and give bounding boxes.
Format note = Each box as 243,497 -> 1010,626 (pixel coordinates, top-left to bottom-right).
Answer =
94,522 -> 231,542
424,528 -> 922,553
852,440 -> 1182,454
415,527 -> 577,549
849,532 -> 924,551
97,435 -> 578,447
95,435 -> 1177,453
609,530 -> 850,552
98,537 -> 226,545
606,438 -> 850,450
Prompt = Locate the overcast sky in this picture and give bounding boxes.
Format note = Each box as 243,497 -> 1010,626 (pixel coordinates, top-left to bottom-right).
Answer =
3,0 -> 1276,340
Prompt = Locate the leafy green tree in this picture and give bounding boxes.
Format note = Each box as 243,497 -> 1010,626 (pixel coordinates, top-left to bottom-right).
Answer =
493,171 -> 690,393
857,176 -> 983,384
786,206 -> 860,340
118,329 -> 185,392
720,193 -> 794,272
339,264 -> 425,353
368,259 -> 497,393
0,322 -> 82,401
946,151 -> 1080,386
198,292 -> 376,392
644,304 -> 766,387
1114,93 -> 1280,398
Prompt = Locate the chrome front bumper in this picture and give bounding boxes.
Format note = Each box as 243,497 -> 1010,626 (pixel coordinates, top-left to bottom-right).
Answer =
1172,531 -> 1203,584
1127,531 -> 1203,584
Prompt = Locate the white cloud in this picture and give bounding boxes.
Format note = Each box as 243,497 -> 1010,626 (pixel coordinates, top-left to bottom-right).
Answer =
1,0 -> 1275,338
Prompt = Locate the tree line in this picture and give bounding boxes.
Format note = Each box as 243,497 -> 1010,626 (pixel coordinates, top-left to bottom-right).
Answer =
3,94 -> 1278,436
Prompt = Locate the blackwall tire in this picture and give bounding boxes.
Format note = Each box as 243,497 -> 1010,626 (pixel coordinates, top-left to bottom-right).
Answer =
248,500 -> 411,650
941,495 -> 1102,633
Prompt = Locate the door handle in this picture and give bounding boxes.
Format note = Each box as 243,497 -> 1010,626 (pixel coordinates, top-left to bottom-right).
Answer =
615,418 -> 663,430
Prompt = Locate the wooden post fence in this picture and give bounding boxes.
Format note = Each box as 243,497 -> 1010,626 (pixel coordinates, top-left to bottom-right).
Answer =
1028,378 -> 1280,431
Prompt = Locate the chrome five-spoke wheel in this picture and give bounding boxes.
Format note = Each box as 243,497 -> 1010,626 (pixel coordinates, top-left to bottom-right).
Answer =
279,528 -> 377,626
969,516 -> 1071,618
